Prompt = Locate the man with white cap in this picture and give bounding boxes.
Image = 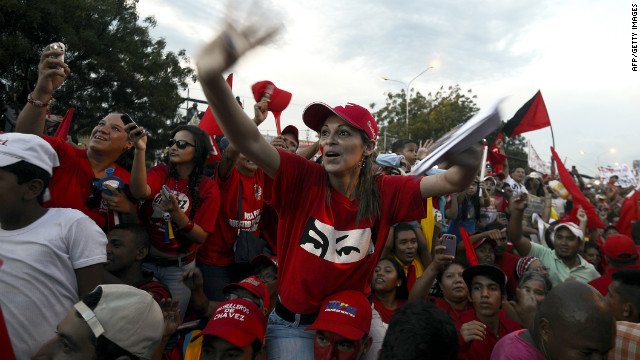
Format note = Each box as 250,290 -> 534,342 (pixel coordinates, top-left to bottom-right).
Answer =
0,133 -> 107,359
31,284 -> 165,359
509,193 -> 599,286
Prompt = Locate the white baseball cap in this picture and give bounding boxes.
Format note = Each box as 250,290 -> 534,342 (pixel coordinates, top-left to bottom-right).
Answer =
73,285 -> 164,359
0,133 -> 59,175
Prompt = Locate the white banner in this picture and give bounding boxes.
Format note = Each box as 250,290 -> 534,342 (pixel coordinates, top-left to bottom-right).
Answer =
598,164 -> 638,188
528,141 -> 551,174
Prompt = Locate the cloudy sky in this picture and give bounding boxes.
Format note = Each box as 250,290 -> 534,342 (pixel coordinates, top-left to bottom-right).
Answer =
137,0 -> 638,177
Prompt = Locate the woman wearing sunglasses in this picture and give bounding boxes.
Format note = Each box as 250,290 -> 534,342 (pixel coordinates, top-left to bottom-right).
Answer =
127,124 -> 221,319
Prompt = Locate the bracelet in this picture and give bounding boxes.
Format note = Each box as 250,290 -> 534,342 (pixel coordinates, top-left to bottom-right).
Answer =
179,220 -> 195,233
27,93 -> 52,108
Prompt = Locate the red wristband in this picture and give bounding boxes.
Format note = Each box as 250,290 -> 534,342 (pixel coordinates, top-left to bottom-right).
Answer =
180,220 -> 195,233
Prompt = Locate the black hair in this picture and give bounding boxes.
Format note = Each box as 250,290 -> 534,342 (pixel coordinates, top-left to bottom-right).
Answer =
379,301 -> 459,360
77,287 -> 139,360
607,257 -> 639,268
167,125 -> 210,223
583,241 -> 602,256
2,160 -> 51,202
484,221 -> 506,231
391,139 -> 417,154
434,258 -> 468,297
458,184 -> 482,222
518,271 -> 552,295
631,222 -> 640,245
392,223 -> 417,251
375,257 -> 409,300
324,128 -> 380,226
109,223 -> 151,250
524,177 -> 545,197
611,269 -> 640,315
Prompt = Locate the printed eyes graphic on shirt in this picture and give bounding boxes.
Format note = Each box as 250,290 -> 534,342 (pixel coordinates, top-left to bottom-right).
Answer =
298,217 -> 374,264
151,191 -> 190,218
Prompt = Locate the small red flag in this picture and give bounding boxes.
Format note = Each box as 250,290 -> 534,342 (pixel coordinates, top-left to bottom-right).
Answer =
504,91 -> 551,138
487,134 -> 507,176
551,147 -> 605,229
53,108 -> 74,140
460,228 -> 479,266
198,74 -> 234,164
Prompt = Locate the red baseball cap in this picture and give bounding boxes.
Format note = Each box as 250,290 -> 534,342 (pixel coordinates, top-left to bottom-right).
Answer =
195,299 -> 266,347
302,102 -> 378,140
250,254 -> 278,270
306,290 -> 372,340
604,234 -> 639,261
251,81 -> 292,113
223,276 -> 270,311
281,125 -> 299,144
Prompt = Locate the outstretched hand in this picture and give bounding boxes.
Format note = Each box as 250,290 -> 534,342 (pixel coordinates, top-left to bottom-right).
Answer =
417,139 -> 435,160
196,6 -> 281,81
159,298 -> 181,338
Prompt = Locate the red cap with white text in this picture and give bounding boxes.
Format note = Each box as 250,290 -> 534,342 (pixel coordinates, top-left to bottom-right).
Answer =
303,102 -> 378,140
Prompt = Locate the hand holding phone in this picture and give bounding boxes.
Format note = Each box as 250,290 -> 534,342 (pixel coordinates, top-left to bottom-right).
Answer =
161,185 -> 172,202
441,234 -> 457,257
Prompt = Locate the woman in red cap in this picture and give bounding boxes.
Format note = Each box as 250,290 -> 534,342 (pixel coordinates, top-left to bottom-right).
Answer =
194,22 -> 481,358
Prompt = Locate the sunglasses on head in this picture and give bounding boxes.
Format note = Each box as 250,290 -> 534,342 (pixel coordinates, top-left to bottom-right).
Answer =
168,139 -> 195,149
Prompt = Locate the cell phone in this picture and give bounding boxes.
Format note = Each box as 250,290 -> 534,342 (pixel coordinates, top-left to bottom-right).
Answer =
441,234 -> 457,257
160,185 -> 172,201
45,42 -> 65,70
121,113 -> 138,130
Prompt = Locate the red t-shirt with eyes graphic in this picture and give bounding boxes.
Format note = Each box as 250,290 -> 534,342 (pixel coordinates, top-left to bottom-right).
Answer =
140,164 -> 220,257
269,149 -> 429,314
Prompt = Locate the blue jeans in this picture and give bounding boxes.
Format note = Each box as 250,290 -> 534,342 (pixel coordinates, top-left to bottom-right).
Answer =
142,260 -> 195,322
265,310 -> 315,359
196,260 -> 232,302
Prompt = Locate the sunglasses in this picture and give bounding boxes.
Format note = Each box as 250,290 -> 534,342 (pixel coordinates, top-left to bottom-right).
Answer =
168,139 -> 195,149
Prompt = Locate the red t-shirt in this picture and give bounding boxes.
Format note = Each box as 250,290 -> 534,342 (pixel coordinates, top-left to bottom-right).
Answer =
372,296 -> 407,324
196,166 -> 265,266
140,164 -> 220,256
269,149 -> 429,314
432,297 -> 472,323
456,309 -> 522,360
43,135 -> 131,229
495,252 -> 520,298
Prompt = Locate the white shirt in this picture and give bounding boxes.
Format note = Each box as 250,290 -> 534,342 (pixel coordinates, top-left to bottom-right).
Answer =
504,175 -> 528,196
0,208 -> 107,359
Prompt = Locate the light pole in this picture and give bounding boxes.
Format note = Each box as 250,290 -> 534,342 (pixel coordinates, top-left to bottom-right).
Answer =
595,148 -> 615,167
382,64 -> 437,138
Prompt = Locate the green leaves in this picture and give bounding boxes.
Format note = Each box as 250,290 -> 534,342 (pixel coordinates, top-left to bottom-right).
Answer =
0,0 -> 194,158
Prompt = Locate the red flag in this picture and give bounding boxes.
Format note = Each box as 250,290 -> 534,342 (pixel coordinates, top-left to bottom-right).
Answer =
251,80 -> 292,134
460,228 -> 479,266
616,191 -> 640,237
273,111 -> 282,135
550,147 -> 605,229
53,108 -> 74,140
198,74 -> 234,164
503,91 -> 551,138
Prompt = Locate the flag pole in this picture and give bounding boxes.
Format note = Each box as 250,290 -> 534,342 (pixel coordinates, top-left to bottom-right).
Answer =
549,122 -> 556,149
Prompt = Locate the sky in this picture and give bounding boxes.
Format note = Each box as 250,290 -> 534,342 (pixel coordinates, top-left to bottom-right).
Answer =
136,0 -> 639,178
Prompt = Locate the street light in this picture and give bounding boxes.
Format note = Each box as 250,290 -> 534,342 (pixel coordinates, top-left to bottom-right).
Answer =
595,148 -> 615,167
382,64 -> 437,137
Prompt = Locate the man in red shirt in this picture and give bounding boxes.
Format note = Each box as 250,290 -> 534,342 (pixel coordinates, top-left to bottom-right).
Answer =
589,234 -> 640,295
456,265 -> 521,359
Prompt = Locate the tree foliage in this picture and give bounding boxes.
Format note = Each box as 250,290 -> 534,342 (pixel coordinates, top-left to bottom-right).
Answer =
371,85 -> 480,149
0,0 -> 195,154
371,84 -> 527,169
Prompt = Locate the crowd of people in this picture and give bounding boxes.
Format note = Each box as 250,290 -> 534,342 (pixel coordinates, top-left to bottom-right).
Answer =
1,19 -> 639,360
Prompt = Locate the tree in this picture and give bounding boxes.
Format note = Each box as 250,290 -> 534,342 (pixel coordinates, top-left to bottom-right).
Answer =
371,85 -> 480,151
371,85 -> 528,170
0,0 -> 195,156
